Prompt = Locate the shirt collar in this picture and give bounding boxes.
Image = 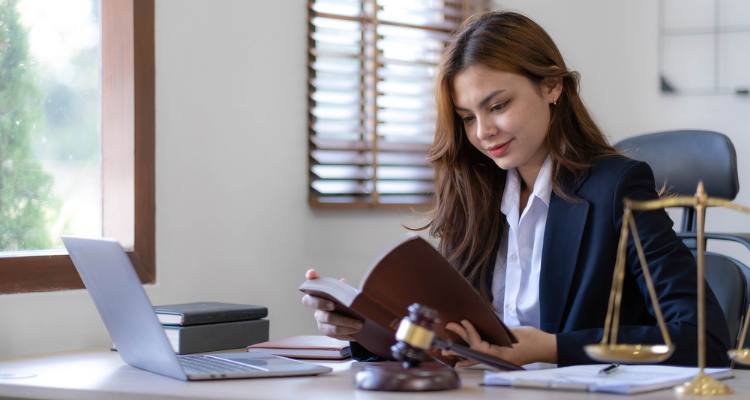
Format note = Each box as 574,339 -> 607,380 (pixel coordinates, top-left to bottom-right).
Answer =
534,155 -> 554,207
500,154 -> 554,216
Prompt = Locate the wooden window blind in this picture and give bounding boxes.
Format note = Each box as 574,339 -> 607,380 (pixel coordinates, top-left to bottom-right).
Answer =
308,0 -> 487,210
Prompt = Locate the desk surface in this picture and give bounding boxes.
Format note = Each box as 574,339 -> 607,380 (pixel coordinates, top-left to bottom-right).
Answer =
1,348 -> 749,400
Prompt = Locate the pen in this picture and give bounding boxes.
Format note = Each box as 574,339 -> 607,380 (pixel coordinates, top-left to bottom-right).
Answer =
598,363 -> 620,376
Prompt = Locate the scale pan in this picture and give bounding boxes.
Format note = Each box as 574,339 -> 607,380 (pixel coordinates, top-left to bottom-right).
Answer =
728,349 -> 750,366
584,344 -> 675,364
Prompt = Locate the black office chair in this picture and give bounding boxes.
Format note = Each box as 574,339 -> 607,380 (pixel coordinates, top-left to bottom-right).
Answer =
615,130 -> 750,360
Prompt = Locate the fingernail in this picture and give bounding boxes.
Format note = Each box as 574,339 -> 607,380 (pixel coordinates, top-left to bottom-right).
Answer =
354,321 -> 363,329
325,302 -> 334,310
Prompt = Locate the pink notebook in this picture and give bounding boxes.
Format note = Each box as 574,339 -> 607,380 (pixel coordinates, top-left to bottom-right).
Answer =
247,335 -> 351,359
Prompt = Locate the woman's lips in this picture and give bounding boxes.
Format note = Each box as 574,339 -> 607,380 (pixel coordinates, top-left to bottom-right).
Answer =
488,140 -> 511,157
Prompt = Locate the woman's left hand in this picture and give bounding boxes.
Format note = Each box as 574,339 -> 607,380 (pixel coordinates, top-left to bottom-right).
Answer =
443,320 -> 558,367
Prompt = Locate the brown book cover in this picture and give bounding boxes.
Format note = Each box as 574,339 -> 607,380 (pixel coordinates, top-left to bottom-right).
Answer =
299,234 -> 518,368
247,335 -> 351,359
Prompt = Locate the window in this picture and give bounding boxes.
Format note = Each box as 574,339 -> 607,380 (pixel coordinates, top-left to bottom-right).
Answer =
308,0 -> 487,209
0,0 -> 155,294
1,0 -> 102,252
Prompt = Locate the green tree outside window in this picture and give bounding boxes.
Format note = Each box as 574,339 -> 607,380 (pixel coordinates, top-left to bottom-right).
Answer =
0,0 -> 59,251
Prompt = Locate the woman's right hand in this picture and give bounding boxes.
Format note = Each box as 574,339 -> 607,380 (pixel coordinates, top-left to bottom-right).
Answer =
301,269 -> 363,341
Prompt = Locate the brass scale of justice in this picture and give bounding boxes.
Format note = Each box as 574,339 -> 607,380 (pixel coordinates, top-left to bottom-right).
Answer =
371,182 -> 750,395
584,182 -> 750,395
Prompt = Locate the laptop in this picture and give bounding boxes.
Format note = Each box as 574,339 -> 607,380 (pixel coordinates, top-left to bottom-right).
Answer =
62,235 -> 332,381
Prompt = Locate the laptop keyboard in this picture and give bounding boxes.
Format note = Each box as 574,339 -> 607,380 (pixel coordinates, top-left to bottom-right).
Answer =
179,355 -> 261,375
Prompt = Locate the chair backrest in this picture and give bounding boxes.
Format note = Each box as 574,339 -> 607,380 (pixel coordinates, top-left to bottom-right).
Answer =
617,130 -> 749,364
615,130 -> 739,232
702,252 -> 748,347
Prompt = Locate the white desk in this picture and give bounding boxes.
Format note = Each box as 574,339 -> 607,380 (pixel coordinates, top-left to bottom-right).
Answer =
1,348 -> 749,399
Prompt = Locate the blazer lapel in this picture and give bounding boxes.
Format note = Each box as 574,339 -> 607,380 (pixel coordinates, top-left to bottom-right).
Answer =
539,172 -> 590,333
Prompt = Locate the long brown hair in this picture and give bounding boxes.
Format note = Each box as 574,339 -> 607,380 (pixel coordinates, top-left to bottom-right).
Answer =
422,11 -> 618,302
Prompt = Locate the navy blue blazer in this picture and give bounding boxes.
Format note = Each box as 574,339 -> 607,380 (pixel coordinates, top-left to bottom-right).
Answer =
505,155 -> 730,367
351,155 -> 731,366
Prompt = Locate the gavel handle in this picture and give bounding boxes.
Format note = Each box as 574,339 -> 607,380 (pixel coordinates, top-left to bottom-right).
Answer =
433,338 -> 524,371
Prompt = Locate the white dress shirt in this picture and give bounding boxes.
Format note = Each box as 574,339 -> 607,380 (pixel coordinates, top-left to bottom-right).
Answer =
492,155 -> 553,329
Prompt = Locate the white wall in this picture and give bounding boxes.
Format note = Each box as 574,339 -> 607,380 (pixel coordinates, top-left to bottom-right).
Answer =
1,0 -> 748,358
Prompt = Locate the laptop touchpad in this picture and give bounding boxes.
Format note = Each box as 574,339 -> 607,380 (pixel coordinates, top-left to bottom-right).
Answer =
209,353 -> 317,372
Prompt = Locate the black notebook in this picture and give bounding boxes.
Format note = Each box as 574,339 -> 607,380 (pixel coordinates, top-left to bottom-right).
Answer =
153,302 -> 268,326
165,319 -> 269,354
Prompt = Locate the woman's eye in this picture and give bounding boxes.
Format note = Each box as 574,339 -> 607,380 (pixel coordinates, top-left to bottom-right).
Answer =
491,101 -> 509,112
462,115 -> 475,124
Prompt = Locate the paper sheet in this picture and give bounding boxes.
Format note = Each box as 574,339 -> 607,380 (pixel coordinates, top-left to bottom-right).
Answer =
484,364 -> 732,394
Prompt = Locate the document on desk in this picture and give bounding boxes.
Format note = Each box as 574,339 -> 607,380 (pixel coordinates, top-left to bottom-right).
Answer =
483,364 -> 732,394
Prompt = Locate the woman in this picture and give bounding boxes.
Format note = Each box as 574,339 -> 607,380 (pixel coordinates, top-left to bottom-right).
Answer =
302,11 -> 730,367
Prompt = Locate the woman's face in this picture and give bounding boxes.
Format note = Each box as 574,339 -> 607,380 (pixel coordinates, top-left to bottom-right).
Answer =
452,65 -> 559,176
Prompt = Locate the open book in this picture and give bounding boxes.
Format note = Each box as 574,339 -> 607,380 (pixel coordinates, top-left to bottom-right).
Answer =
299,234 -> 518,368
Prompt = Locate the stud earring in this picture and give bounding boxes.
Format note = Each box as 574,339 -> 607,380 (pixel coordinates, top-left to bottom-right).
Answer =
553,98 -> 557,106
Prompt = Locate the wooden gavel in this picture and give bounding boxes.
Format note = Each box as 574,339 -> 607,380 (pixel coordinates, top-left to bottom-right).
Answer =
390,303 -> 523,371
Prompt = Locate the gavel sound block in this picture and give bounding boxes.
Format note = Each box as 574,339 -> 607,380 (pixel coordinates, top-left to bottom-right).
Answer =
354,303 -> 522,391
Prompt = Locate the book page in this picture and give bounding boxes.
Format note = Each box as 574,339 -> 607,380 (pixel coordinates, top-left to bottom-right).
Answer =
299,277 -> 359,307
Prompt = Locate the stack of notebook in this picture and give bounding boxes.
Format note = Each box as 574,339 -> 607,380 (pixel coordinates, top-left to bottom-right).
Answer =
154,302 -> 269,354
